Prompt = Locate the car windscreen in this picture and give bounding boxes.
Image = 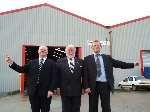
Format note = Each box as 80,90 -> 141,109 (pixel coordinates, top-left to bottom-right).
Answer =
136,76 -> 145,80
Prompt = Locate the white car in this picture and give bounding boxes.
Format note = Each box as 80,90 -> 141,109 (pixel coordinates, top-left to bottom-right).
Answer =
118,76 -> 150,90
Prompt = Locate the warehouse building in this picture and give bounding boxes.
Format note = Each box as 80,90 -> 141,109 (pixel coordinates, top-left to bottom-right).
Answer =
0,3 -> 150,95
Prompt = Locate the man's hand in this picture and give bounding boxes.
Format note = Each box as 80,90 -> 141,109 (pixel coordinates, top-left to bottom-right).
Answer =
47,91 -> 53,98
53,88 -> 60,96
134,62 -> 139,67
5,55 -> 13,65
56,88 -> 60,95
85,88 -> 91,94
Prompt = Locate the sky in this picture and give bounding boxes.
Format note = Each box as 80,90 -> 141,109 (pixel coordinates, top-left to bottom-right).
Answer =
0,0 -> 150,26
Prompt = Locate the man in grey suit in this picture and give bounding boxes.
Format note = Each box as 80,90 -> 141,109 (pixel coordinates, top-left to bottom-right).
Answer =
56,44 -> 83,112
83,40 -> 139,112
5,46 -> 57,112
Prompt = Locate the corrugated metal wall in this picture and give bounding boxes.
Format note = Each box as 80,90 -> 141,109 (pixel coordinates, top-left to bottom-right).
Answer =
1,5 -> 150,92
0,6 -> 109,94
111,19 -> 150,87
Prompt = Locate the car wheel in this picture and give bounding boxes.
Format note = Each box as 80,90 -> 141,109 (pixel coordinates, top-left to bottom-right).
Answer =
132,85 -> 136,91
118,84 -> 123,89
120,85 -> 123,89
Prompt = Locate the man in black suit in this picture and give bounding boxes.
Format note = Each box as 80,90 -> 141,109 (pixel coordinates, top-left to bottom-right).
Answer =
83,40 -> 139,112
56,44 -> 83,112
5,46 -> 57,112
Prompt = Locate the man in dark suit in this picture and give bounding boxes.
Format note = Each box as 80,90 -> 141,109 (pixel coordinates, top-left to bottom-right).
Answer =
56,44 -> 83,112
83,40 -> 139,112
5,46 -> 57,112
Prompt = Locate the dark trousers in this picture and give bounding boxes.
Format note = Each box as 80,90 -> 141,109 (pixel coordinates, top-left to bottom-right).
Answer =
89,82 -> 111,112
61,96 -> 81,112
29,89 -> 51,112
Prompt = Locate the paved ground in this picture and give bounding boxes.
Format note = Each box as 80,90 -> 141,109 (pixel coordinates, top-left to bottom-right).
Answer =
0,90 -> 150,112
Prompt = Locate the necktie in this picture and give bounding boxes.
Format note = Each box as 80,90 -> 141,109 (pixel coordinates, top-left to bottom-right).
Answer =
36,58 -> 44,84
96,54 -> 101,77
39,58 -> 44,72
69,59 -> 74,73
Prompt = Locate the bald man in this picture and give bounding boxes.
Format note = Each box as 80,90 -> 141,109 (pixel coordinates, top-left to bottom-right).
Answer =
5,46 -> 57,112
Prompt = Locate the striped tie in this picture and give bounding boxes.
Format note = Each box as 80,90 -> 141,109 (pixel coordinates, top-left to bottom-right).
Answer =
39,58 -> 44,72
70,61 -> 74,73
36,58 -> 44,84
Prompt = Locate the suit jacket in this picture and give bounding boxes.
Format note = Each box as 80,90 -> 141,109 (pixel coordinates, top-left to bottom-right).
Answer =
83,54 -> 134,91
10,59 -> 57,96
56,57 -> 83,96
